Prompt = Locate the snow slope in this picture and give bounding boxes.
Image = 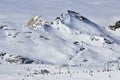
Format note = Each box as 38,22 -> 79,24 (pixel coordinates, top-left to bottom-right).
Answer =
0,10 -> 120,66
0,64 -> 120,80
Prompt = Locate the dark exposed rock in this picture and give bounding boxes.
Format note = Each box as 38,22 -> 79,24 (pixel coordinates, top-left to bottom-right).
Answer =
55,17 -> 61,20
19,57 -> 34,64
73,41 -> 79,45
41,69 -> 50,74
115,21 -> 120,29
104,38 -> 114,44
40,35 -> 50,40
0,52 -> 34,64
108,20 -> 120,30
0,53 -> 6,56
83,59 -> 88,62
80,47 -> 85,51
0,25 -> 7,30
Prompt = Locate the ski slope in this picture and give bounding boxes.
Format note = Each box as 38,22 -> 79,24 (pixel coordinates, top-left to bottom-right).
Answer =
0,64 -> 120,80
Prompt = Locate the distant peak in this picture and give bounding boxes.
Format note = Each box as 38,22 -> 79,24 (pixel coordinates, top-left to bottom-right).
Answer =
67,10 -> 79,15
33,15 -> 41,20
60,10 -> 81,19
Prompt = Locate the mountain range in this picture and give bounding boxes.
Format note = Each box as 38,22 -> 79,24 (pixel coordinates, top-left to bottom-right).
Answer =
0,10 -> 120,66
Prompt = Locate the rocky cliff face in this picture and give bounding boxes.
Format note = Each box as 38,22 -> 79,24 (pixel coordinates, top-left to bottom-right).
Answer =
27,15 -> 43,28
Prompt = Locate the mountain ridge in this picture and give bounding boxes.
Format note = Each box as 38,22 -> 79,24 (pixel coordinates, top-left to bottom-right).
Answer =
0,10 -> 120,66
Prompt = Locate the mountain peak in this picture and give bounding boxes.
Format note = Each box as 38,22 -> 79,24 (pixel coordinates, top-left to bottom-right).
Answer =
67,10 -> 88,21
1,10 -> 120,65
67,10 -> 80,16
27,15 -> 43,29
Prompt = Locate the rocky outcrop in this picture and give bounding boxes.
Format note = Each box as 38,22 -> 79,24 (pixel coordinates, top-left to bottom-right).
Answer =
108,20 -> 120,30
27,15 -> 43,28
0,53 -> 34,64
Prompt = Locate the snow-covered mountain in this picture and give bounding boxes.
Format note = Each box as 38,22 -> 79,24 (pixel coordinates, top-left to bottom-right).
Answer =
0,10 -> 120,66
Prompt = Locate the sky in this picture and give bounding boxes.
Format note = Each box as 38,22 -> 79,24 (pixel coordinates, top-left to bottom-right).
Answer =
0,0 -> 120,26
